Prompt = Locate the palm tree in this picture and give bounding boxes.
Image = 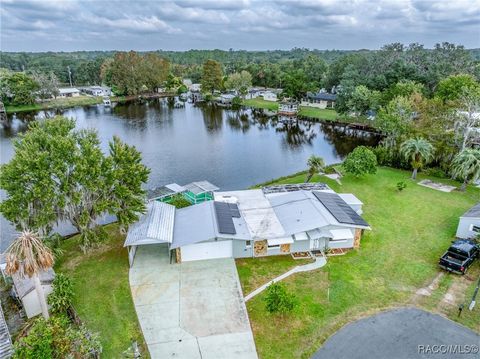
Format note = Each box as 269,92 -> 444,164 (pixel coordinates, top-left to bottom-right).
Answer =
451,148 -> 480,191
400,138 -> 434,179
5,231 -> 54,319
306,155 -> 325,182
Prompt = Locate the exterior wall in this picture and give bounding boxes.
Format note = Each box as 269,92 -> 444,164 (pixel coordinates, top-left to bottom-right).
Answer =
290,239 -> 310,252
456,217 -> 480,239
263,93 -> 277,102
300,99 -> 328,109
23,285 -> 53,318
327,238 -> 354,249
233,240 -> 253,258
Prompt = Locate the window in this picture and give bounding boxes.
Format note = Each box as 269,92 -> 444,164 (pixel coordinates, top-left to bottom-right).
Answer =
268,244 -> 280,248
245,240 -> 251,248
469,224 -> 480,233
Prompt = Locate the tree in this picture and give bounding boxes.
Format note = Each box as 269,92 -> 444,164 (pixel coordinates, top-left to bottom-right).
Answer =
263,282 -> 297,314
342,146 -> 377,177
5,231 -> 54,319
346,85 -> 381,115
453,87 -> 480,151
31,71 -> 59,99
109,136 -> 150,233
436,74 -> 480,103
400,138 -> 434,179
451,149 -> 480,191
109,51 -> 144,95
224,70 -> 252,98
375,95 -> 415,148
141,53 -> 170,92
282,69 -> 309,100
201,59 -> 223,94
1,71 -> 39,105
383,80 -> 425,105
306,155 -> 325,182
0,117 -> 77,236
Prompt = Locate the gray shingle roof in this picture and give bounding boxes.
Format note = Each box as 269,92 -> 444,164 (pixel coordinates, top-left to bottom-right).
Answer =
462,203 -> 480,218
124,201 -> 175,246
307,92 -> 337,101
12,268 -> 55,299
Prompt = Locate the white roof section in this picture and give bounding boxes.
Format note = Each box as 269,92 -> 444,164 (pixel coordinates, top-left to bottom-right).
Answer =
59,87 -> 80,94
12,268 -> 55,299
338,193 -> 363,205
329,228 -> 354,240
184,181 -> 219,195
124,201 -> 175,246
267,237 -> 294,246
216,189 -> 286,240
170,201 -> 250,249
294,232 -> 309,241
165,183 -> 186,193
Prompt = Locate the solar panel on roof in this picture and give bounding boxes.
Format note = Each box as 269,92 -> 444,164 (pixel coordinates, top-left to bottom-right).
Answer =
313,191 -> 369,227
228,203 -> 241,218
214,201 -> 237,235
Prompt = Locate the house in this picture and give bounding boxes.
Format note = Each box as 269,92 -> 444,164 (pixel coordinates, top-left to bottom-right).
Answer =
11,268 -> 55,318
263,91 -> 278,102
301,91 -> 337,109
190,83 -> 202,92
246,87 -> 263,99
124,183 -> 370,266
57,87 -> 80,98
456,203 -> 480,239
278,101 -> 298,116
219,93 -> 236,105
81,86 -> 112,97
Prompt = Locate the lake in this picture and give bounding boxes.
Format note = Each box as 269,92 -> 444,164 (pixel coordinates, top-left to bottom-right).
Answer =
0,99 -> 380,250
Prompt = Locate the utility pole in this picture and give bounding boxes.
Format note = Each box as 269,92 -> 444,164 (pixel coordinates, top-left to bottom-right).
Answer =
67,66 -> 73,87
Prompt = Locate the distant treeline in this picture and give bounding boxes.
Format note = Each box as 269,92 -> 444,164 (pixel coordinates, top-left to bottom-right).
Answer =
1,44 -> 479,87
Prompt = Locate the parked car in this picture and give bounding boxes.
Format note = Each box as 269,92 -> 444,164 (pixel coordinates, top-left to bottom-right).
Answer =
439,239 -> 479,274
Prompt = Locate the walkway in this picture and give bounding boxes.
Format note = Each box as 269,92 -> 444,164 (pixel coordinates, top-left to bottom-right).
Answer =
312,308 -> 480,359
245,253 -> 327,301
129,245 -> 258,359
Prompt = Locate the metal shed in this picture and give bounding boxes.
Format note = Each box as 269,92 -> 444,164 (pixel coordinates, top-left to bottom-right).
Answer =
124,201 -> 176,266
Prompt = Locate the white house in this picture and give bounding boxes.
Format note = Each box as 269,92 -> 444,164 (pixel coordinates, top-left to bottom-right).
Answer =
11,268 -> 55,318
456,203 -> 480,239
301,91 -> 337,109
219,94 -> 236,105
81,86 -> 112,97
58,87 -> 80,98
190,83 -> 202,92
263,91 -> 278,102
124,183 -> 370,265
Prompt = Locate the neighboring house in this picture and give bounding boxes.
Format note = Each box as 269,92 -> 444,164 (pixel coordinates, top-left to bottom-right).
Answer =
124,183 -> 370,266
182,79 -> 193,88
190,83 -> 202,92
57,87 -> 80,98
301,91 -> 337,109
81,86 -> 112,97
246,87 -> 263,99
263,91 -> 278,102
278,101 -> 298,116
456,203 -> 480,239
219,93 -> 236,105
11,268 -> 55,318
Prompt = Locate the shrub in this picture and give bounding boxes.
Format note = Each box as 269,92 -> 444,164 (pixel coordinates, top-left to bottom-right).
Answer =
169,195 -> 191,209
422,167 -> 447,179
263,282 -> 297,314
48,274 -> 74,314
13,315 -> 101,358
342,146 -> 377,177
396,181 -> 407,191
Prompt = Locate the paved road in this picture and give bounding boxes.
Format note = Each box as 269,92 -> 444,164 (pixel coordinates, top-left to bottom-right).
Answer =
313,307 -> 480,359
129,244 -> 258,359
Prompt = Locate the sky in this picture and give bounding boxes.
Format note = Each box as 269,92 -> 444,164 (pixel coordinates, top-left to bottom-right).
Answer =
1,0 -> 479,52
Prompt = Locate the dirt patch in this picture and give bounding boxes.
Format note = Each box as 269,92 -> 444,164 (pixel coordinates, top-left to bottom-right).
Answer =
410,272 -> 444,304
438,275 -> 474,313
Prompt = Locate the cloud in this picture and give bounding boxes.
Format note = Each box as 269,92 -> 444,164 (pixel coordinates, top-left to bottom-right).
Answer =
0,0 -> 478,51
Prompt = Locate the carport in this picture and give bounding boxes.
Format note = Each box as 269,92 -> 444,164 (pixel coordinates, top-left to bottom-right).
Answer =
124,201 -> 176,267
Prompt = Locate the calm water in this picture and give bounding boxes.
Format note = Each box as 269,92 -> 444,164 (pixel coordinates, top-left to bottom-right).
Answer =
0,99 -> 380,250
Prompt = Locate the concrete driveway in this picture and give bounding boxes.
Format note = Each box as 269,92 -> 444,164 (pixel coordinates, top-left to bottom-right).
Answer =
312,308 -> 480,359
129,244 -> 258,359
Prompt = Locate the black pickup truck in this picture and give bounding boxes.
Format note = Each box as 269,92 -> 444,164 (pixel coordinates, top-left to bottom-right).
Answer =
439,239 -> 479,274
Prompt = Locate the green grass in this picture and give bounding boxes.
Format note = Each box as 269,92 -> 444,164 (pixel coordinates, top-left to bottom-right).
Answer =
243,98 -> 279,111
55,224 -> 148,358
6,96 -> 103,113
298,106 -> 338,121
239,167 -> 479,358
236,256 -> 313,295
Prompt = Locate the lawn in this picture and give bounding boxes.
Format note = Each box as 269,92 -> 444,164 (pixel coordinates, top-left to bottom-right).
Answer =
6,95 -> 103,113
55,224 -> 148,358
239,167 -> 479,358
243,98 -> 279,111
298,106 -> 338,121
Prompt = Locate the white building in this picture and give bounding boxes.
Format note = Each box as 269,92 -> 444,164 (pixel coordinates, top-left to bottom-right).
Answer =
11,268 -> 55,318
58,87 -> 80,98
263,91 -> 278,102
81,86 -> 112,97
456,203 -> 480,239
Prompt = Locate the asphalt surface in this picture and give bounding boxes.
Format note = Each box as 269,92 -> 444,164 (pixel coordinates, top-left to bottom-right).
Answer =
312,308 -> 480,359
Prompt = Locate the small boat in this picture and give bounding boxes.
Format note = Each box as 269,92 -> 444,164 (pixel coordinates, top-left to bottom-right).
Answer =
103,96 -> 111,106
